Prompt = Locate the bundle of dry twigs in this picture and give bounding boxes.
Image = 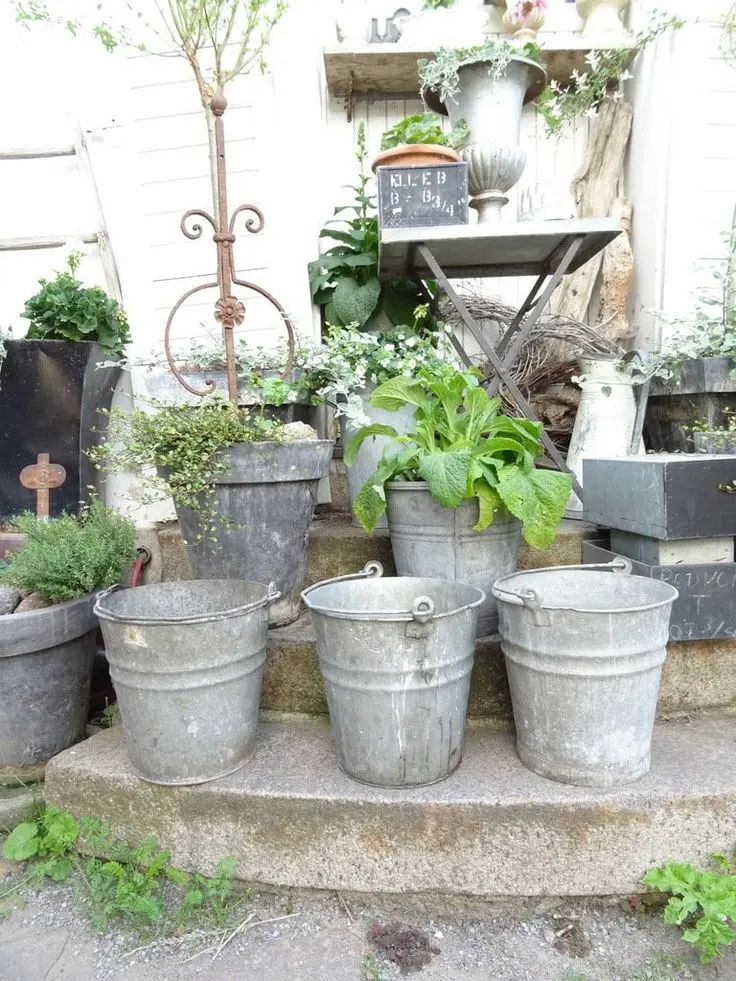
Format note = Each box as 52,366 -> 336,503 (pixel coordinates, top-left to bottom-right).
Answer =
439,293 -> 624,450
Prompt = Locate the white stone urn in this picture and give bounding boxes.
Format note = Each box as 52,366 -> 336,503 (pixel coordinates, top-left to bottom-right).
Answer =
502,1 -> 546,43
575,0 -> 630,41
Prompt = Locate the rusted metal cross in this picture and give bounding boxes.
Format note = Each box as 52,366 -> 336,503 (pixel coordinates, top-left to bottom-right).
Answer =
19,453 -> 67,518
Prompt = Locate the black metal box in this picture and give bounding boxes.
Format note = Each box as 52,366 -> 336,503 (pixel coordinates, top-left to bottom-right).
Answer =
376,162 -> 469,229
583,454 -> 736,540
583,541 -> 736,642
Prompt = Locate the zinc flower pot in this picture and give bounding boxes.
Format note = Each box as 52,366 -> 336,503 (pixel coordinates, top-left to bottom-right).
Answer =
174,440 -> 334,626
0,593 -> 97,766
645,357 -> 736,453
341,387 -> 417,530
386,481 -> 522,637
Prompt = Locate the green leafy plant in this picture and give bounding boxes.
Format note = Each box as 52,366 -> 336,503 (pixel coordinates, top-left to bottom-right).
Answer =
308,123 -> 431,330
418,39 -> 543,108
345,371 -> 571,548
21,252 -> 130,355
0,501 -> 136,601
537,13 -> 683,137
3,808 -> 241,935
423,0 -> 455,8
380,112 -> 469,151
90,398 -> 282,547
642,853 -> 736,963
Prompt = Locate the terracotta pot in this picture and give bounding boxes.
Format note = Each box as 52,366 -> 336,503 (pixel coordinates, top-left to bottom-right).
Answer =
371,144 -> 460,173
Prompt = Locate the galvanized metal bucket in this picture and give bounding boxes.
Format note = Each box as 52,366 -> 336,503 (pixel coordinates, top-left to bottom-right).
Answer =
387,481 -> 521,637
95,579 -> 280,786
302,562 -> 485,788
492,560 -> 678,788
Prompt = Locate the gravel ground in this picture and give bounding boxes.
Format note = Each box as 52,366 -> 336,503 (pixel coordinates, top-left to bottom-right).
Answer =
1,873 -> 735,981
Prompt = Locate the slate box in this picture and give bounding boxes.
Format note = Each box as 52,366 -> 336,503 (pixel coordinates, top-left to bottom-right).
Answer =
583,454 -> 736,540
377,162 -> 469,229
583,541 -> 736,643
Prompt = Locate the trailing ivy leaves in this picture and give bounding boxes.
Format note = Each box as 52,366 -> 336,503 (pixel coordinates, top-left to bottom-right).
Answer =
642,853 -> 736,963
345,370 -> 571,547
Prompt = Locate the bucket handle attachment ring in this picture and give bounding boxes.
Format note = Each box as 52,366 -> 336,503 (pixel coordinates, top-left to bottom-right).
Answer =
267,582 -> 282,604
411,595 -> 435,624
303,560 -> 384,595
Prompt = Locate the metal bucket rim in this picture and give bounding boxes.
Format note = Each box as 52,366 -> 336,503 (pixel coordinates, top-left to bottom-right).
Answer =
492,566 -> 678,614
94,579 -> 279,626
302,577 -> 486,622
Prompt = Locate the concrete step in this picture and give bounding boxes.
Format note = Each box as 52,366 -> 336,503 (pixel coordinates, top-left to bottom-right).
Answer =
45,714 -> 736,896
148,516 -> 595,591
264,614 -> 736,722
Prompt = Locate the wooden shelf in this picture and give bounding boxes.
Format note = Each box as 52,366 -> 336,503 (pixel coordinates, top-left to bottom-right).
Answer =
324,37 -> 636,100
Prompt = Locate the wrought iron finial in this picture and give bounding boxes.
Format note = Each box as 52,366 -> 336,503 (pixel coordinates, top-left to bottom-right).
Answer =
164,94 -> 295,404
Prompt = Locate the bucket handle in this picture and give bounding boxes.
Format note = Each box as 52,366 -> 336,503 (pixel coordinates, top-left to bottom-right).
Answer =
302,560 -> 384,597
493,558 -> 632,627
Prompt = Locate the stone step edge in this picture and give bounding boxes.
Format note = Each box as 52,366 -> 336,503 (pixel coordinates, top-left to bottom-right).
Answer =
45,715 -> 736,897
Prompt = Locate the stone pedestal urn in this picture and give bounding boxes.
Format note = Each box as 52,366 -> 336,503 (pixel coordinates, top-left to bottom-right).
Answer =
424,57 -> 546,222
576,0 -> 630,40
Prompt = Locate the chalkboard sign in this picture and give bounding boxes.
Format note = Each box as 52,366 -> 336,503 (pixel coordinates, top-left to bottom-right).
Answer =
377,162 -> 469,229
583,541 -> 736,642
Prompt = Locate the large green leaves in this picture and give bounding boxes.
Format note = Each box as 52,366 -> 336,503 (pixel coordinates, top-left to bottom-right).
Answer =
346,368 -> 570,549
344,423 -> 400,467
331,276 -> 381,327
496,467 -> 572,550
418,451 -> 472,508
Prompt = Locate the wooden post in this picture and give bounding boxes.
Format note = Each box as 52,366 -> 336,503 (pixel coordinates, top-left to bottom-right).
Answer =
19,454 -> 67,518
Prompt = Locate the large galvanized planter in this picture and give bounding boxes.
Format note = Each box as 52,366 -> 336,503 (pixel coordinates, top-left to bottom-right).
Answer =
142,368 -> 319,428
341,387 -> 416,530
0,593 -> 97,766
493,562 -> 678,788
175,440 -> 333,626
645,357 -> 736,452
302,562 -> 484,788
0,340 -> 121,522
96,580 -> 278,786
386,481 -> 521,637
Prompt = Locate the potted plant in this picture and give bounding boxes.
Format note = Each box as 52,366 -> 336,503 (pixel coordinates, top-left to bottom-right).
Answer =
645,216 -> 736,452
345,370 -> 572,636
0,501 -> 136,767
0,251 -> 130,523
92,399 -> 333,627
295,313 -> 459,526
419,40 -> 547,221
371,113 -> 469,172
308,124 -> 431,331
690,409 -> 736,455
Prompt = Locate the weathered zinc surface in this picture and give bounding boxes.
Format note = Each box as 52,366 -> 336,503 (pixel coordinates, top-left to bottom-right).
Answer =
584,541 -> 736,643
583,455 -> 736,540
45,717 -> 736,896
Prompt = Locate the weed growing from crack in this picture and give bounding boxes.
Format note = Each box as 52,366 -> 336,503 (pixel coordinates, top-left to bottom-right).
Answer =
2,808 -> 245,939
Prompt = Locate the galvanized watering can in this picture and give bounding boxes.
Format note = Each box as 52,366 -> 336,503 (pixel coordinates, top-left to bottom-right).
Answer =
302,562 -> 485,789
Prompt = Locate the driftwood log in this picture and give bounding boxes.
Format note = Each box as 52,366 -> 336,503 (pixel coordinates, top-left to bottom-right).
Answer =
551,98 -> 634,333
597,197 -> 636,344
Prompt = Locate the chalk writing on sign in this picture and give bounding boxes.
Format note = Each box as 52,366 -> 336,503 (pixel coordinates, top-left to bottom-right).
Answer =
377,163 -> 469,229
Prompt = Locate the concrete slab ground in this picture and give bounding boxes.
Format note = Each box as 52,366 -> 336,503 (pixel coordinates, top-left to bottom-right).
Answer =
45,714 -> 736,897
1,882 -> 736,981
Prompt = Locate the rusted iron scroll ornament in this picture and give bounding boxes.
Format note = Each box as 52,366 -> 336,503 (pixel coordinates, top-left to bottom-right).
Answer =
164,91 -> 296,403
